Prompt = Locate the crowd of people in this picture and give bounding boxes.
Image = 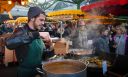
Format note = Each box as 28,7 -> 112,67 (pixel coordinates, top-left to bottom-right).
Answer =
94,24 -> 128,56
0,15 -> 128,57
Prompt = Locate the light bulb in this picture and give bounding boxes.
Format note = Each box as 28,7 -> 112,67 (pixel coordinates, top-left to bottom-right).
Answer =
21,1 -> 25,5
8,1 -> 12,4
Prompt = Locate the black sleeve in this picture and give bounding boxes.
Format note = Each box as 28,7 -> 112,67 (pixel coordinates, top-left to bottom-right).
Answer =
5,28 -> 39,50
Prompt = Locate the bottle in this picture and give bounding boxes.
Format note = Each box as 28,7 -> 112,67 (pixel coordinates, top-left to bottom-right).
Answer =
102,60 -> 107,75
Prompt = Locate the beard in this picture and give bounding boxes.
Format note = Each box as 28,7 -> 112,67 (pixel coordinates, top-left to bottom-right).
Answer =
33,21 -> 41,30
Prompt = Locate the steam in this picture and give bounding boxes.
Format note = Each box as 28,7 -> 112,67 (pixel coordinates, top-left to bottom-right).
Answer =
69,9 -> 104,51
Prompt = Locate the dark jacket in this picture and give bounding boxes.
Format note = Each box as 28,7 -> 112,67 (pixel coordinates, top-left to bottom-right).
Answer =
94,35 -> 110,55
5,24 -> 41,63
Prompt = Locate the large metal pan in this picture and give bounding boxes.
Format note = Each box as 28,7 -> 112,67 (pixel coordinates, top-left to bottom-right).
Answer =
37,60 -> 89,77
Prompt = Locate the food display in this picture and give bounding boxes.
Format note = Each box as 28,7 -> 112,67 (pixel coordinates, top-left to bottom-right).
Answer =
79,57 -> 111,68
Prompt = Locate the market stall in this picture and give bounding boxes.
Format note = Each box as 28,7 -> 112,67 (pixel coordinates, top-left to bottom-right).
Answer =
0,0 -> 29,66
78,0 -> 128,76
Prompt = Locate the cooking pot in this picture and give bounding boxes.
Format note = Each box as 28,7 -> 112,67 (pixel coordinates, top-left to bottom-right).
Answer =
37,60 -> 89,77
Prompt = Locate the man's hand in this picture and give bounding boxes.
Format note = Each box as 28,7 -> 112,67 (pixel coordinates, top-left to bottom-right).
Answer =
39,32 -> 51,42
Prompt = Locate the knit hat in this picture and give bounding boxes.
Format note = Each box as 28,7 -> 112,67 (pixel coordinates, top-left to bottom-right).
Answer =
28,6 -> 45,19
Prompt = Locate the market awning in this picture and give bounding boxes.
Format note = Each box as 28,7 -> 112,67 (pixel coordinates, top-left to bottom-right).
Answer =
81,0 -> 128,11
47,10 -> 86,17
6,20 -> 16,24
84,15 -> 109,19
16,17 -> 28,24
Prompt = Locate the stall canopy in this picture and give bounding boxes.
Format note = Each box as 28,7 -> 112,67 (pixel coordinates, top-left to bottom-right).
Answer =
81,0 -> 127,11
47,10 -> 86,17
81,0 -> 128,16
16,17 -> 28,24
47,10 -> 87,21
6,20 -> 16,24
84,15 -> 109,19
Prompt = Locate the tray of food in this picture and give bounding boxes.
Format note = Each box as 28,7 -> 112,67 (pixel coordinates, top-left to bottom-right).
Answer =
78,57 -> 112,68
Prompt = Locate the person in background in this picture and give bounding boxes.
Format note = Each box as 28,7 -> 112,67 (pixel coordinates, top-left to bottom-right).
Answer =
5,23 -> 14,33
94,27 -> 110,55
0,24 -> 7,34
70,19 -> 87,49
109,25 -> 117,53
113,26 -> 127,55
62,21 -> 73,37
0,23 -> 13,35
49,23 -> 60,37
124,24 -> 128,56
5,6 -> 51,77
0,24 -> 3,35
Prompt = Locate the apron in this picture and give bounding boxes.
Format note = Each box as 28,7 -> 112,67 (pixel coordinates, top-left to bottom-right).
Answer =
17,38 -> 45,77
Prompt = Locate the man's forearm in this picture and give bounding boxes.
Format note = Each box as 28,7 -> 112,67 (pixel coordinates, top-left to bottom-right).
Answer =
5,31 -> 39,50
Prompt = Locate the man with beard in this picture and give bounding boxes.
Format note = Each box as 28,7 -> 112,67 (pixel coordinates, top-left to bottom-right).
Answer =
5,7 -> 51,77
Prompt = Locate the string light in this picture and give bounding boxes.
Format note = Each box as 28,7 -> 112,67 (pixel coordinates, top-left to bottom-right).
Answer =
8,0 -> 12,4
21,1 -> 25,5
28,0 -> 32,2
